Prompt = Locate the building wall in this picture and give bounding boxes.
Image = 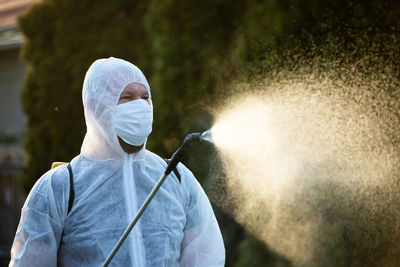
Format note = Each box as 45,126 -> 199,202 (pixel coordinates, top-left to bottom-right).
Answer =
0,48 -> 26,136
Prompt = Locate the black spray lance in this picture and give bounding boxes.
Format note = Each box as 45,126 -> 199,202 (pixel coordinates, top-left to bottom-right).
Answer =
103,132 -> 212,266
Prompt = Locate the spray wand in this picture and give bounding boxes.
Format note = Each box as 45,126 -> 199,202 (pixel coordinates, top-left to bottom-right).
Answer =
103,132 -> 211,266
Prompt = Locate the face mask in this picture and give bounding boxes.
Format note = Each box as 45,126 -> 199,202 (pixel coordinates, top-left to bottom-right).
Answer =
114,99 -> 153,146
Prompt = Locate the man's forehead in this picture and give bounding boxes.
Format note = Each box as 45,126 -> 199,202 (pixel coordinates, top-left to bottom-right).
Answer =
122,82 -> 148,94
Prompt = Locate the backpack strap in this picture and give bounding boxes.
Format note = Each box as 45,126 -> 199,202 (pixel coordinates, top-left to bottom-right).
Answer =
164,159 -> 181,183
51,162 -> 75,214
66,163 -> 74,214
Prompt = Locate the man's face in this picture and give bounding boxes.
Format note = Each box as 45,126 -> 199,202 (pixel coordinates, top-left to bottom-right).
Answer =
116,82 -> 152,152
118,82 -> 150,105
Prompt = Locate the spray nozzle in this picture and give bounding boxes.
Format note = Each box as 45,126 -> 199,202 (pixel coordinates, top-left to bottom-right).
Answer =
200,129 -> 214,144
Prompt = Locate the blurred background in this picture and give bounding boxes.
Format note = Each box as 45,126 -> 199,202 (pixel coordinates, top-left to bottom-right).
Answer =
0,0 -> 399,266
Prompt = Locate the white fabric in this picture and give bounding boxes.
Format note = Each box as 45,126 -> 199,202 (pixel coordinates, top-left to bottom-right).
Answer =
9,57 -> 225,266
115,98 -> 153,146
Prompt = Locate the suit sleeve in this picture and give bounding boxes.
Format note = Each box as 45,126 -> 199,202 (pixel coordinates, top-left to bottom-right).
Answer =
9,167 -> 69,267
178,165 -> 225,267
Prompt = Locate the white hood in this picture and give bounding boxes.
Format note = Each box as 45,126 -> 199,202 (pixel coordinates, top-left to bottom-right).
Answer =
80,57 -> 151,160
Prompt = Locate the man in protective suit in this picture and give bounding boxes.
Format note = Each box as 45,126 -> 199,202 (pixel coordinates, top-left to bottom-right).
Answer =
9,57 -> 225,266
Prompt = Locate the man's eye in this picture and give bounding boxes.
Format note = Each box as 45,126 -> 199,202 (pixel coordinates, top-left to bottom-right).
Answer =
142,96 -> 149,100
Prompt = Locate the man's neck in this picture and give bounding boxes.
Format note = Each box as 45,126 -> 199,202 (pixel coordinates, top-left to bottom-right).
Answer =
118,137 -> 144,154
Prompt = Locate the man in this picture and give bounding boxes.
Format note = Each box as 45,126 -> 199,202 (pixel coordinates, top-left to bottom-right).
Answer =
10,57 -> 225,266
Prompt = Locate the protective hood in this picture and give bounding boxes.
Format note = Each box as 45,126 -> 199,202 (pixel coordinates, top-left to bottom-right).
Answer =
81,57 -> 151,160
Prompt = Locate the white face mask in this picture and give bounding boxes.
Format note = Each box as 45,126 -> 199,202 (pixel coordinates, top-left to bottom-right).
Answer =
114,99 -> 153,146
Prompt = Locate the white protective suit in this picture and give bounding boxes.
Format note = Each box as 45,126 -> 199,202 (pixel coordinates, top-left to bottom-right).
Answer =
10,57 -> 225,266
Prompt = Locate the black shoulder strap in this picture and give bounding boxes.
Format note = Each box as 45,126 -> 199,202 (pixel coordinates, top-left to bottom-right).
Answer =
67,163 -> 74,214
164,159 -> 181,183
